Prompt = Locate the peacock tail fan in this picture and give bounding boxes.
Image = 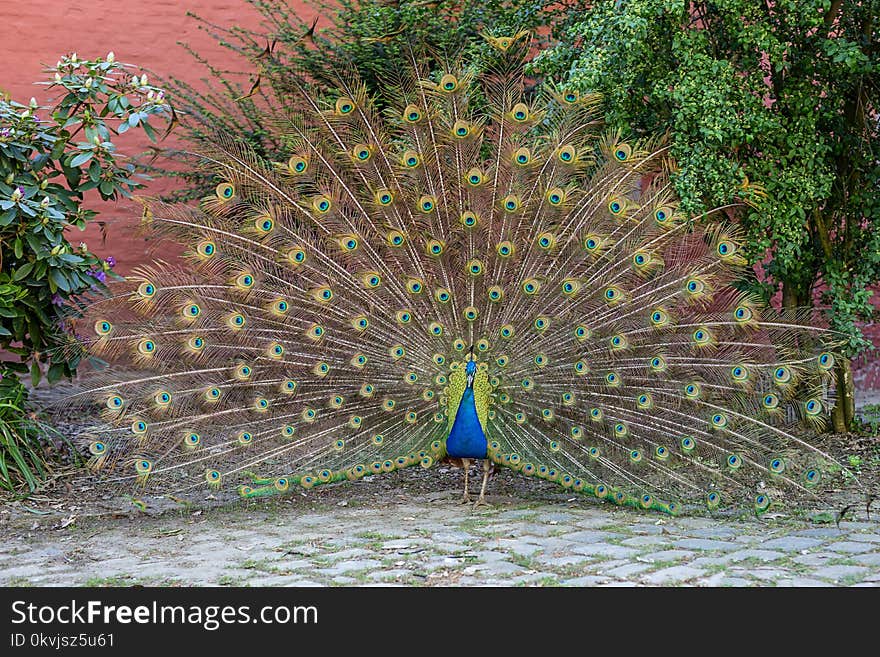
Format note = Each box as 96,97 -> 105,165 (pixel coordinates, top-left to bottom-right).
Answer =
71,33 -> 857,515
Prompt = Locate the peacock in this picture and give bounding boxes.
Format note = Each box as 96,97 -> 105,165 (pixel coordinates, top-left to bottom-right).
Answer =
73,32 -> 857,515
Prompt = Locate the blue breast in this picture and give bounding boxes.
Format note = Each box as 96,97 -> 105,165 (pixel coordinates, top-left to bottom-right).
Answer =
446,387 -> 487,458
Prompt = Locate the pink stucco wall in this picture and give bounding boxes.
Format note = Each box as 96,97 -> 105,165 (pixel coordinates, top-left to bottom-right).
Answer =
3,0 -> 319,275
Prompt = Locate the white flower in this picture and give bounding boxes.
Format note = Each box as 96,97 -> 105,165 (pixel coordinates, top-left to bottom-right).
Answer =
29,97 -> 38,108
55,72 -> 62,83
140,73 -> 148,86
107,51 -> 115,63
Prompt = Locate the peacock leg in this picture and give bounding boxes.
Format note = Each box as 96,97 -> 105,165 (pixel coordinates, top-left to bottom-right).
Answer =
459,458 -> 471,503
473,459 -> 491,508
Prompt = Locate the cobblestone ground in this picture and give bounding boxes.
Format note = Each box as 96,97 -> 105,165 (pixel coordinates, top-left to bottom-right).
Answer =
2,479 -> 878,587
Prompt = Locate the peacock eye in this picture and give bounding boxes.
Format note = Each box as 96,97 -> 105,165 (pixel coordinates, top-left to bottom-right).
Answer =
403,104 -> 422,123
510,102 -> 530,122
336,97 -> 355,114
440,73 -> 459,92
215,182 -> 235,200
137,282 -> 156,299
289,156 -> 308,173
513,147 -> 531,166
717,240 -> 736,257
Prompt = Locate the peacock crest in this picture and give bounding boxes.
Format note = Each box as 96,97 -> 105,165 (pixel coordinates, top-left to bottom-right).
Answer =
74,33 -> 855,515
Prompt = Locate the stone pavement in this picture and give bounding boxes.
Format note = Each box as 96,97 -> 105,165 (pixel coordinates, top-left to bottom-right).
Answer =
2,492 -> 878,587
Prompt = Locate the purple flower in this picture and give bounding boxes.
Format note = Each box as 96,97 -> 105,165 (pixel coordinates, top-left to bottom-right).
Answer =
86,269 -> 107,283
0,128 -> 10,138
105,256 -> 116,269
51,293 -> 64,306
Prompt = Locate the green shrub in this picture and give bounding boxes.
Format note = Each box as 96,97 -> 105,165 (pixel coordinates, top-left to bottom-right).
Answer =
533,1 -> 879,431
0,373 -> 69,493
857,403 -> 880,437
1,53 -> 170,384
0,53 -> 170,491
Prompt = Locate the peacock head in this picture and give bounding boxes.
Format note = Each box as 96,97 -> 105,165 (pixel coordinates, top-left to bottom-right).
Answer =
466,346 -> 477,386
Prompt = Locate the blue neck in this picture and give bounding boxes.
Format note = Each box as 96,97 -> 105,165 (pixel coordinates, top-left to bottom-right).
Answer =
446,387 -> 487,458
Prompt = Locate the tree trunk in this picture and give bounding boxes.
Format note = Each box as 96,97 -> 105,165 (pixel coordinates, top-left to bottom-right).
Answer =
781,279 -> 801,311
832,357 -> 855,434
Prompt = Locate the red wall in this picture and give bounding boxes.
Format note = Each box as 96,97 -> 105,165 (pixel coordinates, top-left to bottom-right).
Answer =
3,0 -> 319,275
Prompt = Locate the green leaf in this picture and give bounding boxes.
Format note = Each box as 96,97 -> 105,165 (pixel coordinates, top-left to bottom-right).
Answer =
12,262 -> 34,281
0,208 -> 17,226
48,269 -> 71,292
88,159 -> 102,182
47,362 -> 67,385
30,361 -> 42,387
141,120 -> 158,143
68,151 -> 94,168
24,232 -> 44,256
